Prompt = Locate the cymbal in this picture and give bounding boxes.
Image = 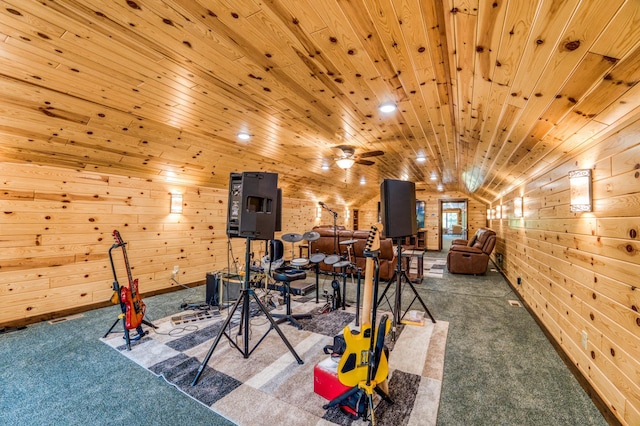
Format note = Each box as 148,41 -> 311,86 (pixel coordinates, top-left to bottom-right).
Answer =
281,232 -> 303,243
302,231 -> 320,241
339,239 -> 358,245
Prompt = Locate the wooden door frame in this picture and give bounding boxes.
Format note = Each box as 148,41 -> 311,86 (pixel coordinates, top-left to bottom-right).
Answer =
438,198 -> 468,251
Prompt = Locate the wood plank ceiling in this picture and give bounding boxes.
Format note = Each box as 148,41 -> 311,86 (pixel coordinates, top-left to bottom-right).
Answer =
1,0 -> 639,206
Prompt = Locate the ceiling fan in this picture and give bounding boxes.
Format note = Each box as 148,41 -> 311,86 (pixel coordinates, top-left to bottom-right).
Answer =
333,145 -> 384,169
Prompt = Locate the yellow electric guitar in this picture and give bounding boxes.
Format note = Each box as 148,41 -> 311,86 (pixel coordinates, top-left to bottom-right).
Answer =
337,223 -> 390,388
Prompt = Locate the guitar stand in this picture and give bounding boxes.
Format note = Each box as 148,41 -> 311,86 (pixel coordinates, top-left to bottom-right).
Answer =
325,253 -> 393,424
103,316 -> 155,351
103,241 -> 156,351
191,237 -> 303,387
377,239 -> 435,341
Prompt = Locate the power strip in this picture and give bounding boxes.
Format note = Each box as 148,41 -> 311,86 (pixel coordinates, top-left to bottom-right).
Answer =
171,308 -> 220,325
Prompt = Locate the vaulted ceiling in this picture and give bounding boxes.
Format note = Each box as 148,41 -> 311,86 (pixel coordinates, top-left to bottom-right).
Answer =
1,0 -> 639,206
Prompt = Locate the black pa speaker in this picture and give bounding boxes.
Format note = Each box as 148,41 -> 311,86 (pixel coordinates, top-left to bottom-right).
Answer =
226,172 -> 278,240
275,188 -> 282,232
380,179 -> 417,239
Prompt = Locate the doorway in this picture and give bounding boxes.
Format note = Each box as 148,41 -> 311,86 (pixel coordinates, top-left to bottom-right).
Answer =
438,198 -> 468,251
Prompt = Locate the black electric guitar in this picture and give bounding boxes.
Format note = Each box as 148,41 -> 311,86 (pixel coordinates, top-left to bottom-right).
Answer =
112,230 -> 146,330
338,223 -> 390,388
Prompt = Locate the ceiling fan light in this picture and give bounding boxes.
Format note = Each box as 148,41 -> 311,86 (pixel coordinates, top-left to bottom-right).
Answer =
378,102 -> 397,113
336,158 -> 355,169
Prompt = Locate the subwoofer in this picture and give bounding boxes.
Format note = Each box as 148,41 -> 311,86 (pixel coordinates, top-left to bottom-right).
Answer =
380,179 -> 417,239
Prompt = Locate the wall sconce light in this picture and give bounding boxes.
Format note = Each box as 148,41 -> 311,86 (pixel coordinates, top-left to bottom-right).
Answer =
170,193 -> 183,214
514,197 -> 523,218
569,169 -> 592,212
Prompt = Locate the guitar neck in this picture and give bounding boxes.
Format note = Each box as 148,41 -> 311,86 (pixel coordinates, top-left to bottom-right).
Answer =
113,231 -> 136,294
361,257 -> 374,326
121,247 -> 135,292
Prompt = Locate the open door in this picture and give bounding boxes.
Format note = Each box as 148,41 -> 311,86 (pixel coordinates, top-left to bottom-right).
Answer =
438,198 -> 468,251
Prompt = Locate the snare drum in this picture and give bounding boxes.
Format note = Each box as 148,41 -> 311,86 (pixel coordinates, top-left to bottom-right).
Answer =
290,258 -> 309,267
333,260 -> 350,269
324,254 -> 341,265
309,253 -> 326,263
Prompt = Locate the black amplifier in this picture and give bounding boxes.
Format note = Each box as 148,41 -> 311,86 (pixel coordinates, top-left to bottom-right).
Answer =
205,272 -> 243,306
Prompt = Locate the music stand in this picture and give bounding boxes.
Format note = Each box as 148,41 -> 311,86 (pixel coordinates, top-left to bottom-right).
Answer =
192,237 -> 303,386
377,238 -> 435,340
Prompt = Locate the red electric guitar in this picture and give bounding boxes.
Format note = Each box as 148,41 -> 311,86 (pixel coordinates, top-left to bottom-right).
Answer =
112,230 -> 146,330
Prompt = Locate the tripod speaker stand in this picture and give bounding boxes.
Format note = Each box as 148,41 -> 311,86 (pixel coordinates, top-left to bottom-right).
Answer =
191,237 -> 303,386
377,238 -> 435,340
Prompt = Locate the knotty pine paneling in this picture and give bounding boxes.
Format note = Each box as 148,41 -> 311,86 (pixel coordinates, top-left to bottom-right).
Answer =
357,190 -> 487,251
489,121 -> 640,426
0,163 -> 323,326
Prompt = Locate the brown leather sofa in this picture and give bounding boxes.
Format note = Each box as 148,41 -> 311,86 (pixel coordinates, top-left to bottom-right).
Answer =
308,226 -> 397,280
447,227 -> 496,275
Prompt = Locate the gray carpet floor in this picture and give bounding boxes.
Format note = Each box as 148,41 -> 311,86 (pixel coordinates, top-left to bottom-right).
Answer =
0,251 -> 606,426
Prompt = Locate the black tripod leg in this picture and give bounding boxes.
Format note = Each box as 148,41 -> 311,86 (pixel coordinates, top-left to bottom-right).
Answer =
375,385 -> 394,404
402,271 -> 436,323
322,386 -> 360,409
191,294 -> 244,386
142,319 -> 157,329
103,317 -> 120,338
250,291 -> 303,364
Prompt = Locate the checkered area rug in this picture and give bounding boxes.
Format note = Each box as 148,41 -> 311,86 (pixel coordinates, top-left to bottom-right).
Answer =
101,299 -> 448,425
406,256 -> 447,279
423,257 -> 447,278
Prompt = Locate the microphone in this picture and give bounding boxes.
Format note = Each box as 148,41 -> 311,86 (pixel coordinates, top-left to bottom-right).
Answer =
318,201 -> 337,215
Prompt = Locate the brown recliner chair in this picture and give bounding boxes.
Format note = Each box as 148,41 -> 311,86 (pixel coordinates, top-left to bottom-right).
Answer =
447,228 -> 496,275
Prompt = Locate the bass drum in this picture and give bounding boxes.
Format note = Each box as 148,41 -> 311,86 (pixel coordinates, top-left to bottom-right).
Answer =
309,253 -> 326,264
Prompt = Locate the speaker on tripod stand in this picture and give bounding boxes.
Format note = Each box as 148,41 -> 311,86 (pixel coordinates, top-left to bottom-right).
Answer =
192,172 -> 303,387
379,179 -> 435,339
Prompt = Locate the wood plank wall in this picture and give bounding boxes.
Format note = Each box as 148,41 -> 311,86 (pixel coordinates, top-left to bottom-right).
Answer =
0,163 -> 321,326
357,191 -> 487,250
489,120 -> 640,426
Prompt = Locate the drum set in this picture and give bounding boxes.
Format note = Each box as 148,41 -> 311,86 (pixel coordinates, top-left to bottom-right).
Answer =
280,232 -> 360,314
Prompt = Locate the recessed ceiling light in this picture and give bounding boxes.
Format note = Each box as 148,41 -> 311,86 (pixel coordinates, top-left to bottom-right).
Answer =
237,132 -> 250,141
378,102 -> 397,113
321,163 -> 330,170
360,177 -> 366,185
430,172 -> 438,181
416,155 -> 426,162
437,183 -> 444,191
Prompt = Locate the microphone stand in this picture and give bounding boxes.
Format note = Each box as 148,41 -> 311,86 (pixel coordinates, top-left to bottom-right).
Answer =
331,209 -> 338,254
320,203 -> 339,254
